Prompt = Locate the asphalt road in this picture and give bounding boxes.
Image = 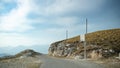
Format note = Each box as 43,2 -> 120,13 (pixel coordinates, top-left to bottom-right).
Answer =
38,55 -> 105,68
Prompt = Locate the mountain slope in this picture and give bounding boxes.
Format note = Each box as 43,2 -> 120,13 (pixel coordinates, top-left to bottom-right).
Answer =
0,49 -> 42,68
86,28 -> 120,52
48,28 -> 120,58
0,54 -> 10,57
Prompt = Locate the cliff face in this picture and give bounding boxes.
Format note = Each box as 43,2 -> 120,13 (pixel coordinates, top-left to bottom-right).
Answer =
48,36 -> 80,57
48,29 -> 120,59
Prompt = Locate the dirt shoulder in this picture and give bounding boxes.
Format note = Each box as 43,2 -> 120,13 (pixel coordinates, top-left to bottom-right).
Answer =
0,57 -> 41,68
88,58 -> 120,68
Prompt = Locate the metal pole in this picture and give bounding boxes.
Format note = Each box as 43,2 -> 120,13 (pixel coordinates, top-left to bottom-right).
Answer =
66,30 -> 68,41
84,41 -> 86,59
84,18 -> 87,59
66,30 -> 68,45
86,18 -> 88,34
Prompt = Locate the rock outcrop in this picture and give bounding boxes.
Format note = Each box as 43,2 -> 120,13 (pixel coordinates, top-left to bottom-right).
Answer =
0,49 -> 42,60
48,36 -> 80,57
48,29 -> 120,59
15,49 -> 42,58
0,49 -> 41,68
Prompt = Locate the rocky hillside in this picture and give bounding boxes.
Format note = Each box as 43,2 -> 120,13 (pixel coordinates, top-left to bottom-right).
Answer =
86,29 -> 120,52
0,54 -> 10,57
48,28 -> 120,59
15,49 -> 42,57
0,49 -> 41,68
0,49 -> 42,60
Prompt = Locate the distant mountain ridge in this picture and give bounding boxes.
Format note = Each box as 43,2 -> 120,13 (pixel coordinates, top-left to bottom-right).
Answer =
0,45 -> 49,55
0,49 -> 41,61
0,53 -> 10,57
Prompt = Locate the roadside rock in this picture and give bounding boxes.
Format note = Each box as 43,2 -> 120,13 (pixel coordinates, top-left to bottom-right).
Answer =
48,29 -> 120,59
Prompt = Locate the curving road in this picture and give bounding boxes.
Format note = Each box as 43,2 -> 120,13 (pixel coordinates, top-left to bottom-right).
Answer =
38,55 -> 105,68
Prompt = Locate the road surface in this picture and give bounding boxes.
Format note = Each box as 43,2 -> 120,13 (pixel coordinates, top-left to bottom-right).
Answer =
38,55 -> 105,68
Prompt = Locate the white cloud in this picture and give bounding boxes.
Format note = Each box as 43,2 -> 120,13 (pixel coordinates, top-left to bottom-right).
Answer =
54,17 -> 78,26
33,0 -> 106,16
0,0 -> 107,48
0,5 -> 4,10
35,16 -> 79,27
0,0 -> 106,32
0,0 -> 34,32
0,0 -> 38,47
0,33 -> 51,47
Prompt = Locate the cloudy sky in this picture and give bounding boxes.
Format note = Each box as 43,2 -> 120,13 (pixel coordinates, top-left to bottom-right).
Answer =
0,0 -> 120,54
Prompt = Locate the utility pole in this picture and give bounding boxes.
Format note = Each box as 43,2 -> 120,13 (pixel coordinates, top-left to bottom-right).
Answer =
66,30 -> 68,45
66,30 -> 68,41
84,18 -> 87,59
86,18 -> 88,34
